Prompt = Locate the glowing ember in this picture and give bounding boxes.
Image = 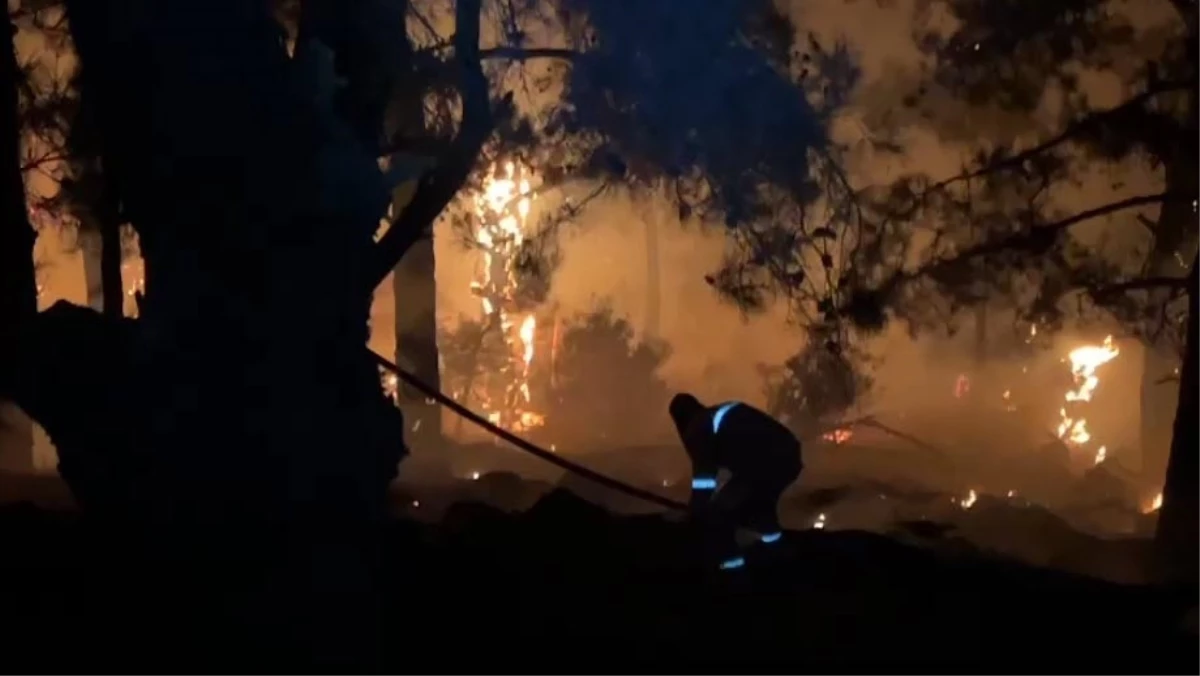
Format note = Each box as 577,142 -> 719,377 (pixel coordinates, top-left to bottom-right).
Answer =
468,161 -> 545,432
1001,389 -> 1017,412
959,489 -> 977,509
1144,492 -> 1163,514
1056,336 -> 1119,450
822,428 -> 853,445
954,373 -> 970,399
380,372 -> 400,403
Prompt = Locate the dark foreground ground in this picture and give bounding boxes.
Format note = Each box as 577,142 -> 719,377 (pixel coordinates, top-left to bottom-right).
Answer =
1,487 -> 1196,673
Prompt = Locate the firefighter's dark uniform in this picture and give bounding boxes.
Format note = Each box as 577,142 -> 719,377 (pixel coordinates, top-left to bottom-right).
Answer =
669,393 -> 802,570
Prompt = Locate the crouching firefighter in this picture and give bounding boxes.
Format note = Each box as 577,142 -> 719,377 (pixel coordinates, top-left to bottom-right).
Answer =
668,393 -> 803,572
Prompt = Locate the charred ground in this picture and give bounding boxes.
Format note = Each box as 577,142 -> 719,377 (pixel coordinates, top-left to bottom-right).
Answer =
1,468 -> 1196,672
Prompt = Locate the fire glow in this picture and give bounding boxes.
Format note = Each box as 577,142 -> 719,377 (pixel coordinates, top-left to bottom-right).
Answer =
822,428 -> 853,445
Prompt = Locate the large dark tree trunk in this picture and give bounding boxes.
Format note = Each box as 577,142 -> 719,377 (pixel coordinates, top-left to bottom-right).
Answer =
1141,336 -> 1180,481
387,19 -> 443,450
0,11 -> 37,474
1154,255 -> 1199,586
11,1 -> 407,668
79,214 -> 123,318
1139,153 -> 1197,488
1142,7 -> 1200,588
1148,4 -> 1196,530
80,229 -> 103,310
392,225 -> 442,448
99,213 -> 124,317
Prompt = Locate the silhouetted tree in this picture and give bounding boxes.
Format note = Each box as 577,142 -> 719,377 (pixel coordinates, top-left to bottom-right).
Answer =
8,5 -> 130,320
764,323 -> 872,440
438,315 -> 514,431
0,8 -> 39,473
879,0 -> 1196,584
722,0 -> 1196,583
534,305 -> 672,448
0,2 -> 84,472
898,0 -> 1197,493
0,0 -> 839,667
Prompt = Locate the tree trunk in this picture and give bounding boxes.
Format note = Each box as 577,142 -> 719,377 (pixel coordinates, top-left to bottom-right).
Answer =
387,19 -> 441,451
392,185 -> 442,450
1154,255 -> 1198,586
1142,0 -> 1197,588
80,216 -> 124,318
81,229 -> 104,310
27,1 -> 407,668
1147,10 -> 1200,583
0,11 -> 37,474
1138,76 -> 1198,488
1140,336 -> 1180,482
99,215 -> 124,318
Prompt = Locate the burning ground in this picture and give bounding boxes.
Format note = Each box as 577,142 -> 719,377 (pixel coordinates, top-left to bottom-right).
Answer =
392,328 -> 1170,580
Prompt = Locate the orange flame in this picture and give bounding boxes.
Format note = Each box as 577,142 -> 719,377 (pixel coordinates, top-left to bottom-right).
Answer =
822,428 -> 853,445
1143,491 -> 1163,514
1056,335 -> 1119,450
469,161 -> 544,432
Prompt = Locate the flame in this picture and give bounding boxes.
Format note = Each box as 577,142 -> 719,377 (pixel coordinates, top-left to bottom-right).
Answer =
1001,389 -> 1017,412
822,428 -> 853,445
812,513 -> 827,530
959,488 -> 977,509
1056,335 -> 1119,451
1144,491 -> 1163,514
1093,445 -> 1107,466
381,371 -> 399,403
469,161 -> 545,432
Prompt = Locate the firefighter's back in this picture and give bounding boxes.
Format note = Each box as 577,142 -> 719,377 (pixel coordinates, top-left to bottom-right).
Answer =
710,402 -> 802,480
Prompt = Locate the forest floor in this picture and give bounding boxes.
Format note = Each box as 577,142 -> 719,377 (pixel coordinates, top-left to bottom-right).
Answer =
0,475 -> 1196,672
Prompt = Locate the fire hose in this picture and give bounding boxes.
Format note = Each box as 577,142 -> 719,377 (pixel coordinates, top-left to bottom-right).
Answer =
371,351 -> 689,511
371,351 -> 943,513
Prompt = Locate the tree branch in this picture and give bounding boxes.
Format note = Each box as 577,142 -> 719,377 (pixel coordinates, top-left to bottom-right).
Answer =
479,47 -> 581,62
928,79 -> 1196,193
1085,274 -> 1190,301
866,192 -> 1183,310
366,0 -> 510,291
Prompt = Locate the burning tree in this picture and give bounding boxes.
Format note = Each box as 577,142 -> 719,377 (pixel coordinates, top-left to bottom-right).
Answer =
716,0 -> 1195,582
1056,335 -> 1121,467
465,160 -> 545,431
878,0 -> 1197,584
382,0 -> 848,435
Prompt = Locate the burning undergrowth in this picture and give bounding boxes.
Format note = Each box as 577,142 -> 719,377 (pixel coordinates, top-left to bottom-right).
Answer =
386,328 -> 1167,587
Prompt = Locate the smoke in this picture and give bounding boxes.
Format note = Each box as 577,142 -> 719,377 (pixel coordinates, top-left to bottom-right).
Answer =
21,0 -> 1160,469
359,0 -> 1164,456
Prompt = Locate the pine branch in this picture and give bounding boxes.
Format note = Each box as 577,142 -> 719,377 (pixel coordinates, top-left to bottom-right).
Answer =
367,0 -> 511,291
